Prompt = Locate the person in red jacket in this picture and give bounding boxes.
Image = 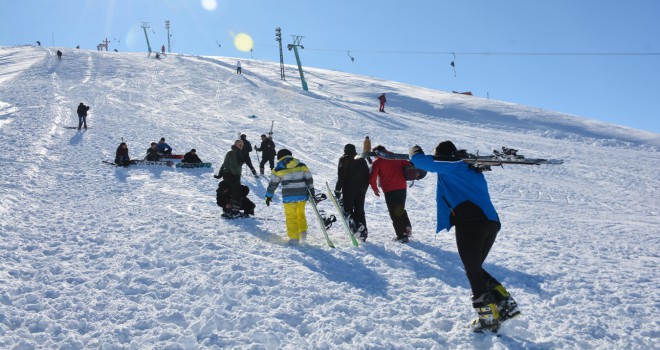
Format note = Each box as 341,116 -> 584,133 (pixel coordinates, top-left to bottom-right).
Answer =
369,145 -> 413,242
378,93 -> 386,112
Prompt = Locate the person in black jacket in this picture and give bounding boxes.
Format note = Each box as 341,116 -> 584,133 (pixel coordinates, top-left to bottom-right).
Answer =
255,134 -> 276,175
76,102 -> 90,130
216,180 -> 255,217
114,142 -> 131,166
182,149 -> 202,163
334,144 -> 370,242
145,142 -> 161,161
240,134 -> 258,176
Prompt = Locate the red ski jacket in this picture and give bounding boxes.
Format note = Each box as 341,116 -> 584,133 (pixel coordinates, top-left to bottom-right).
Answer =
369,156 -> 410,194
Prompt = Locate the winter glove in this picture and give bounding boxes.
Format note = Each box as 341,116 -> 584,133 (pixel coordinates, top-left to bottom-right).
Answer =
265,197 -> 272,206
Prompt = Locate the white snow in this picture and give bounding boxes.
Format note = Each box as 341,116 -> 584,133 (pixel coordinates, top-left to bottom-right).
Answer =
0,45 -> 658,349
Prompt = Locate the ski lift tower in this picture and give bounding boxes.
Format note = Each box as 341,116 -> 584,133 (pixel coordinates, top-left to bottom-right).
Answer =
165,20 -> 172,53
141,22 -> 153,54
275,27 -> 285,81
287,35 -> 308,91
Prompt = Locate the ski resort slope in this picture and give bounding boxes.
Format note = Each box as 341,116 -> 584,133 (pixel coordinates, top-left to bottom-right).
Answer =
0,45 -> 658,349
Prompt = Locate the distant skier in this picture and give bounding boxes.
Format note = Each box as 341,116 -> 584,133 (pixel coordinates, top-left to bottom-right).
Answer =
378,93 -> 386,112
236,60 -> 242,74
145,142 -> 162,161
36,41 -> 41,46
216,180 -> 255,217
157,137 -> 172,155
183,149 -> 202,164
264,149 -> 314,245
255,134 -> 276,175
161,44 -> 166,54
76,102 -> 90,130
114,142 -> 131,166
363,136 -> 372,164
220,140 -> 246,217
369,145 -> 413,242
409,141 -> 520,333
334,144 -> 370,242
240,134 -> 258,176
56,50 -> 62,60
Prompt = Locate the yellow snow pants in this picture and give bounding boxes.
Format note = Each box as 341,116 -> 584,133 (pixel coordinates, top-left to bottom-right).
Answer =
283,201 -> 308,239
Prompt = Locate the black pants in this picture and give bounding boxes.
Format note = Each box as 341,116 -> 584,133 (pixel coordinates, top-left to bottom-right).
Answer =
342,188 -> 367,232
243,153 -> 256,173
78,115 -> 87,129
455,220 -> 501,299
384,189 -> 411,238
259,156 -> 274,173
223,172 -> 243,207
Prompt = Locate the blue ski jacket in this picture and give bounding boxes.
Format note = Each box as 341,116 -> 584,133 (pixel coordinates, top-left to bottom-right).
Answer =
410,147 -> 499,232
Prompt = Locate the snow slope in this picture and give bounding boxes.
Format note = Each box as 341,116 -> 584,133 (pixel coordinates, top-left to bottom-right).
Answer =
0,45 -> 658,349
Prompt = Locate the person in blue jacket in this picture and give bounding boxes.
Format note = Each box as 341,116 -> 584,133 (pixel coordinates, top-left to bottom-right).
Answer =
156,137 -> 172,155
409,141 -> 520,333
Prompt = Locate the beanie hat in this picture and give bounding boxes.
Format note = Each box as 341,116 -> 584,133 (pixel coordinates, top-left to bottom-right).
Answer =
240,134 -> 246,139
372,145 -> 386,153
434,141 -> 458,157
277,149 -> 292,160
343,143 -> 357,155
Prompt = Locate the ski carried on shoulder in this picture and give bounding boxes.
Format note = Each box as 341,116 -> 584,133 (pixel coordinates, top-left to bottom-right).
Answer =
307,188 -> 335,248
325,182 -> 359,247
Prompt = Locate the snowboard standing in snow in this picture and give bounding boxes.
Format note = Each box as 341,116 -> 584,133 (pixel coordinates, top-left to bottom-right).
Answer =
325,182 -> 359,247
306,188 -> 336,248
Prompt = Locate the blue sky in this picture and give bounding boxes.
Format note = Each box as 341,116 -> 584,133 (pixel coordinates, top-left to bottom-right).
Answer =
2,0 -> 659,133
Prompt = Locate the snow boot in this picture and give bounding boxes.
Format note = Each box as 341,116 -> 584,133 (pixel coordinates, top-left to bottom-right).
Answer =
492,285 -> 521,322
470,292 -> 500,333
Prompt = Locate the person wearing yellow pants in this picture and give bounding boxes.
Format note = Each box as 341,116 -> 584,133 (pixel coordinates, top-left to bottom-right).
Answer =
264,149 -> 314,244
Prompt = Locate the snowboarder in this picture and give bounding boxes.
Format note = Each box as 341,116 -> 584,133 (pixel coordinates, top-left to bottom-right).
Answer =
157,137 -> 172,155
409,141 -> 520,333
378,93 -> 386,112
114,142 -> 131,166
363,136 -> 373,164
182,149 -> 202,164
264,149 -> 314,244
255,134 -> 276,175
76,102 -> 90,130
369,145 -> 413,242
216,180 -> 255,217
220,140 -> 246,217
145,142 -> 162,161
334,144 -> 370,242
240,134 -> 258,176
236,60 -> 242,74
56,50 -> 62,60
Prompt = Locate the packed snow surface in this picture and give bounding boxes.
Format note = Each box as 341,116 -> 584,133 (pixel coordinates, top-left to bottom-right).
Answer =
0,46 -> 658,349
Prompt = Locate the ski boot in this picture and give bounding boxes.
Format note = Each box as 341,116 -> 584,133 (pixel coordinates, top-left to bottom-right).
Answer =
470,292 -> 500,333
492,285 -> 521,322
358,227 -> 368,242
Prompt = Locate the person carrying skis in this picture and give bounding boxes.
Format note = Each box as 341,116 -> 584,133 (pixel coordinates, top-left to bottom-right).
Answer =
378,93 -> 387,112
76,102 -> 90,130
369,145 -> 413,243
183,149 -> 202,164
145,142 -> 162,161
157,137 -> 172,155
409,141 -> 520,333
264,149 -> 314,244
220,140 -> 246,217
255,134 -> 276,175
334,144 -> 370,242
240,134 -> 258,176
114,142 -> 131,166
363,136 -> 373,164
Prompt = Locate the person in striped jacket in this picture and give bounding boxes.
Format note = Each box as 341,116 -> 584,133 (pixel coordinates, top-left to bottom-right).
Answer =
264,149 -> 315,244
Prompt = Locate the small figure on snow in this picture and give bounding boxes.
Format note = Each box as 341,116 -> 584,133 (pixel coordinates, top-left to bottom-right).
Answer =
76,102 -> 90,130
240,134 -> 258,176
369,145 -> 413,242
264,149 -> 314,245
334,144 -> 370,242
57,50 -> 62,60
378,93 -> 386,112
409,141 -> 520,333
36,41 -> 41,46
145,142 -> 162,161
216,180 -> 255,217
363,136 -> 372,164
157,137 -> 172,155
255,134 -> 276,175
183,149 -> 202,164
220,140 -> 246,217
236,60 -> 242,74
155,53 -> 160,59
115,142 -> 131,166
161,44 -> 166,54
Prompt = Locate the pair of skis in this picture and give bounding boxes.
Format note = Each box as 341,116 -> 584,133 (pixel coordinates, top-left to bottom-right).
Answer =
307,182 -> 359,248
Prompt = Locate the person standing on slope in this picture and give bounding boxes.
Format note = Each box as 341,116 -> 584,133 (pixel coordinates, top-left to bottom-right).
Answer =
334,144 -> 370,242
363,136 -> 373,164
409,141 -> 520,333
369,145 -> 413,243
240,134 -> 258,177
236,60 -> 242,74
76,102 -> 90,130
264,149 -> 314,245
255,134 -> 276,175
220,140 -> 246,217
378,93 -> 387,112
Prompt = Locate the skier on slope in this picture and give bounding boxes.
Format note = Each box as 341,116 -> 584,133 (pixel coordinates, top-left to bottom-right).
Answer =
240,134 -> 258,176
255,134 -> 276,175
76,102 -> 90,130
220,140 -> 246,217
363,136 -> 373,164
378,93 -> 387,112
334,144 -> 370,242
369,145 -> 413,243
114,142 -> 131,166
264,149 -> 314,245
409,141 -> 520,333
